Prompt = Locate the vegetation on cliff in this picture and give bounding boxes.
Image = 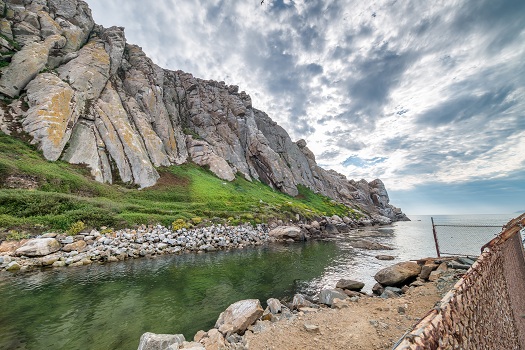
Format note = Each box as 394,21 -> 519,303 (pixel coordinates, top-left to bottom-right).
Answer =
0,132 -> 361,235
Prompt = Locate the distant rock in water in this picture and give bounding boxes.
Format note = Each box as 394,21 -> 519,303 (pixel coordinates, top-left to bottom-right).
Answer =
0,0 -> 407,220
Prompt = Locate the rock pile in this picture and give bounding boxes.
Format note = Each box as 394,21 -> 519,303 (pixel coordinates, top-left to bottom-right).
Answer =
0,224 -> 269,273
270,214 -> 395,243
372,257 -> 477,298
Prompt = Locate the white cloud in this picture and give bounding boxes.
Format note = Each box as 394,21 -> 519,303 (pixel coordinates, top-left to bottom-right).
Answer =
86,0 -> 525,196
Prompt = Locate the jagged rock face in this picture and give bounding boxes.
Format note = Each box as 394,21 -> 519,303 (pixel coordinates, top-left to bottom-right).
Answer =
0,0 -> 406,219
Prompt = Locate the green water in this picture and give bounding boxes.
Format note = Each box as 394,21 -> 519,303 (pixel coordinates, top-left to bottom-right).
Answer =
0,241 -> 341,350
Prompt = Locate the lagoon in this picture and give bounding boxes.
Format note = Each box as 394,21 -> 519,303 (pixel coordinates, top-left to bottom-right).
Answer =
0,214 -> 514,350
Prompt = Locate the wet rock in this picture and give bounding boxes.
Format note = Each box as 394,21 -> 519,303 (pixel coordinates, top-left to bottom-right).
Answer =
215,299 -> 264,335
323,223 -> 339,235
375,255 -> 395,260
374,261 -> 421,286
137,332 -> 185,350
15,238 -> 61,257
268,226 -> 304,241
351,240 -> 393,250
6,261 -> 21,271
318,289 -> 348,306
335,279 -> 365,291
40,253 -> 61,266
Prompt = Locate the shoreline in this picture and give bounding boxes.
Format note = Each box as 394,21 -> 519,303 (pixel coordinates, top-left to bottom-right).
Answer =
137,258 -> 466,350
0,214 -> 394,274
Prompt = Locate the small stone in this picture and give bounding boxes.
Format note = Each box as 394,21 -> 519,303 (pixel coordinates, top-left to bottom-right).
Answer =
6,261 -> 21,271
292,293 -> 312,309
318,289 -> 348,306
304,323 -> 320,333
436,262 -> 448,272
266,298 -> 282,314
397,306 -> 407,314
428,271 -> 442,282
448,262 -> 471,270
380,289 -> 399,299
52,260 -> 66,267
332,298 -> 349,309
41,232 -> 57,238
372,283 -> 385,296
298,307 -> 318,313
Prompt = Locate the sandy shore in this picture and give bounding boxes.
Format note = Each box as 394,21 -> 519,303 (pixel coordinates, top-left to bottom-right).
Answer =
243,272 -> 459,350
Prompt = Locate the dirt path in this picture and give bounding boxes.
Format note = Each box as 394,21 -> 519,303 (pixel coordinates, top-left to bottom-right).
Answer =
244,278 -> 457,350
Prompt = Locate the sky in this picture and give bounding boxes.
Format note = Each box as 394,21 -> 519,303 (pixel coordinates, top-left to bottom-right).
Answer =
86,0 -> 525,215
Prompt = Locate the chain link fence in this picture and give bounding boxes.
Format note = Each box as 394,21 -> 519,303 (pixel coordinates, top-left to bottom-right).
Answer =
431,217 -> 505,256
394,213 -> 525,350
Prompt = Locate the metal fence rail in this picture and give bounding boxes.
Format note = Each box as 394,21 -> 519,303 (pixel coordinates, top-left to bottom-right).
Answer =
394,213 -> 525,350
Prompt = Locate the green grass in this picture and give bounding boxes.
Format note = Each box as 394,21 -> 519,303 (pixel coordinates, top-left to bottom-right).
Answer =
0,132 -> 362,234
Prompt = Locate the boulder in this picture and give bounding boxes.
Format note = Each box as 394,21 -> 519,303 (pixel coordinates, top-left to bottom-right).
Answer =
0,240 -> 29,255
318,289 -> 348,306
62,240 -> 87,252
137,332 -> 185,350
335,279 -> 365,291
15,238 -> 61,257
419,264 -> 438,280
323,223 -> 339,235
268,226 -> 304,241
374,262 -> 422,286
215,299 -> 263,335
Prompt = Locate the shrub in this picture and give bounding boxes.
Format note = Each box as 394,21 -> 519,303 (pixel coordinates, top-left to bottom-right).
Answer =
6,230 -> 30,241
172,219 -> 188,231
191,217 -> 202,225
66,221 -> 85,236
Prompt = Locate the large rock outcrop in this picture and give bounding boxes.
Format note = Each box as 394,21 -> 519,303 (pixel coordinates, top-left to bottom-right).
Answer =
0,0 -> 407,219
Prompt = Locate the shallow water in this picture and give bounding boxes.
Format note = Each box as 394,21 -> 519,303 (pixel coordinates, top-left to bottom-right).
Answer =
0,213 -> 515,350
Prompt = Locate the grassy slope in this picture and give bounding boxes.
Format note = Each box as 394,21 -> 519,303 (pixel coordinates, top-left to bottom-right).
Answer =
0,132 -> 362,234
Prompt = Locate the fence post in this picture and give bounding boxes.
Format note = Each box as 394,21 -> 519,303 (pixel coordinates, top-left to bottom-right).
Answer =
431,217 -> 441,258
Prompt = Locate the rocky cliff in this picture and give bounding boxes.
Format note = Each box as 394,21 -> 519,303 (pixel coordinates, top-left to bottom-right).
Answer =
0,0 -> 407,221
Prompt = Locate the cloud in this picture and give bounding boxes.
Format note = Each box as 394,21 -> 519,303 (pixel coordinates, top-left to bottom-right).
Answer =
86,0 -> 525,213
